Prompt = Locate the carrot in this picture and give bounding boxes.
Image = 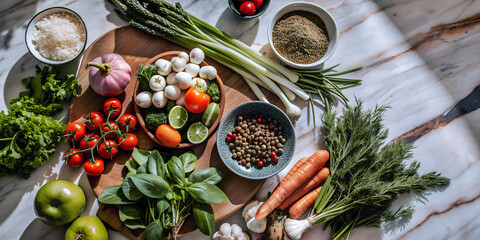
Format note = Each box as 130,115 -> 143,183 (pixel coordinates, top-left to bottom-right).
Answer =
273,157 -> 308,192
278,167 -> 329,210
255,150 -> 329,220
289,186 -> 323,219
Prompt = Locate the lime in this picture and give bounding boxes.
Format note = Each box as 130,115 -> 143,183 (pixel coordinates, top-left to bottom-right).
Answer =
187,122 -> 209,144
202,103 -> 219,127
168,106 -> 189,129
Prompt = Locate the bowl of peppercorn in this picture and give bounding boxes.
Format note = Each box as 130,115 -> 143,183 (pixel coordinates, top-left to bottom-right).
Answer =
228,0 -> 271,20
268,2 -> 338,69
216,101 -> 295,179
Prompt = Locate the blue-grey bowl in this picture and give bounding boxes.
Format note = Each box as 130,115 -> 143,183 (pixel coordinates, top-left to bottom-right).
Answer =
216,101 -> 295,179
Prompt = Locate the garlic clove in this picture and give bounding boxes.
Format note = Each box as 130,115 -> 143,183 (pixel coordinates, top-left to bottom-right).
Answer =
242,201 -> 260,219
246,216 -> 267,234
219,223 -> 232,236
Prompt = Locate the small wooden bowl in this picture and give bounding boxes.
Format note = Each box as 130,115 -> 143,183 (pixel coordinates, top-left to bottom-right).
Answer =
133,51 -> 226,148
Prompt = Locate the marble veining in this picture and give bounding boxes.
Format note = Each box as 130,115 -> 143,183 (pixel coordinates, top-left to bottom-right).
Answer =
1,0 -> 480,240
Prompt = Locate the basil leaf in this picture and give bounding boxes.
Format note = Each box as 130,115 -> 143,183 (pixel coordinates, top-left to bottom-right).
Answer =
137,163 -> 147,174
122,176 -> 143,201
98,185 -> 134,205
188,167 -> 222,184
147,150 -> 166,178
142,220 -> 163,240
179,151 -> 197,173
132,148 -> 149,165
125,160 -> 139,174
167,156 -> 184,185
118,204 -> 143,221
130,174 -> 169,198
156,199 -> 170,213
187,183 -> 228,204
192,200 -> 215,235
124,219 -> 147,229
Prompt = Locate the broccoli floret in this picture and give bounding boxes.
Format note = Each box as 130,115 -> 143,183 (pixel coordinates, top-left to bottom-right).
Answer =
144,107 -> 168,133
206,81 -> 220,103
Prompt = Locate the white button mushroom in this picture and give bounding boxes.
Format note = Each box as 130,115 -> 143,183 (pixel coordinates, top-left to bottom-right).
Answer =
212,223 -> 250,240
199,65 -> 217,80
176,91 -> 186,106
178,51 -> 189,63
155,58 -> 172,76
149,75 -> 166,91
171,56 -> 187,72
166,73 -> 177,85
175,72 -> 193,90
164,85 -> 181,100
152,91 -> 167,108
185,63 -> 200,77
189,48 -> 205,64
135,91 -> 152,108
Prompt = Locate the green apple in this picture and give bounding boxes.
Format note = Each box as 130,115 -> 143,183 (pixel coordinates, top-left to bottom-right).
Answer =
65,215 -> 108,240
34,180 -> 86,226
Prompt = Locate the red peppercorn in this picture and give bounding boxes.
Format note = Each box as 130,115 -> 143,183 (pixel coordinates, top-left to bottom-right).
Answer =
226,136 -> 231,141
257,118 -> 262,123
227,133 -> 232,137
270,151 -> 276,157
273,156 -> 279,163
259,114 -> 263,118
258,161 -> 264,166
232,133 -> 237,139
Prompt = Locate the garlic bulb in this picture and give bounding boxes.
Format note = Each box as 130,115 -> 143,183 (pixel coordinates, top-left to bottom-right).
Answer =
212,223 -> 250,240
284,218 -> 312,240
242,201 -> 267,233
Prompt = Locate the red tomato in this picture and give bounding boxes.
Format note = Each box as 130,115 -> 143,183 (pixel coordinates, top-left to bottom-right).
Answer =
65,122 -> 86,142
101,121 -> 119,139
239,1 -> 256,16
79,133 -> 100,150
251,0 -> 263,8
65,149 -> 85,167
118,133 -> 138,151
103,98 -> 122,119
84,158 -> 104,176
118,114 -> 137,133
184,87 -> 211,114
84,111 -> 104,131
98,140 -> 119,159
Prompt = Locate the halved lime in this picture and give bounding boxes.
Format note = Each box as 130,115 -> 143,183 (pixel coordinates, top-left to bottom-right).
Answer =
168,106 -> 188,129
187,122 -> 209,144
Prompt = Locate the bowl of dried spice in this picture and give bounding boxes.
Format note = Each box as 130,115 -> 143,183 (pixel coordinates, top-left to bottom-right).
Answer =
268,2 -> 338,69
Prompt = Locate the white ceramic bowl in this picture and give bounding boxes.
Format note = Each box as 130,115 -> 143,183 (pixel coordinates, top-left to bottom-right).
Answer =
268,2 -> 338,69
25,7 -> 87,65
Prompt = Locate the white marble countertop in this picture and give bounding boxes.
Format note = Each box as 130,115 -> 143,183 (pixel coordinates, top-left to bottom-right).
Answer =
1,0 -> 480,239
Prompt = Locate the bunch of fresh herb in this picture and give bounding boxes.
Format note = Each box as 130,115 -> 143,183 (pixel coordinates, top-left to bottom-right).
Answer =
0,66 -> 81,178
98,148 -> 228,239
284,100 -> 450,240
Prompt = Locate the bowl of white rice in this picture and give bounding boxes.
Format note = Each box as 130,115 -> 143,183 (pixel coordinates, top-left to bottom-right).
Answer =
25,7 -> 87,65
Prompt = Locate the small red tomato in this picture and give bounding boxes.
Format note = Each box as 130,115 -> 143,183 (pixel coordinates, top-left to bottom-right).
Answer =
79,133 -> 100,150
118,133 -> 138,151
258,161 -> 264,166
84,111 -> 104,131
84,158 -> 104,176
98,140 -> 119,159
65,122 -> 86,142
118,114 -> 137,133
65,149 -> 85,167
101,121 -> 119,139
239,2 -> 256,16
270,151 -> 276,157
273,156 -> 279,163
251,0 -> 263,9
226,136 -> 232,141
103,98 -> 122,119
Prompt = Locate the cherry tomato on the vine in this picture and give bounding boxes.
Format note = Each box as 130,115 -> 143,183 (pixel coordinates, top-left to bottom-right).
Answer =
79,133 -> 100,150
118,114 -> 137,133
65,122 -> 86,142
101,121 -> 119,139
103,98 -> 122,119
98,140 -> 119,159
65,149 -> 85,167
84,111 -> 105,131
118,133 -> 138,151
84,157 -> 104,176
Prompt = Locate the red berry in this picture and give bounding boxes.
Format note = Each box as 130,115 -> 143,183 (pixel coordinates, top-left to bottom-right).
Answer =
239,1 -> 256,16
257,118 -> 262,123
259,114 -> 263,118
251,0 -> 263,8
273,156 -> 279,163
270,151 -> 276,157
258,161 -> 264,166
226,136 -> 232,141
232,133 -> 237,139
227,133 -> 232,137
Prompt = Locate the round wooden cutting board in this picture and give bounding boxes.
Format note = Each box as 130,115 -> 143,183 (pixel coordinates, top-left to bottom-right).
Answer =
68,26 -> 277,239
